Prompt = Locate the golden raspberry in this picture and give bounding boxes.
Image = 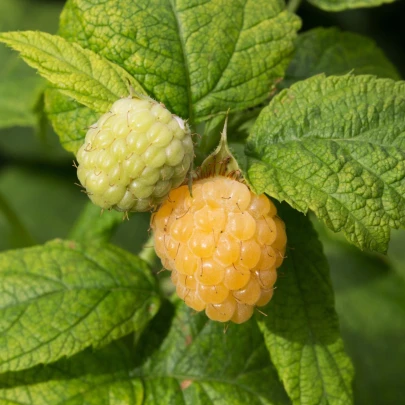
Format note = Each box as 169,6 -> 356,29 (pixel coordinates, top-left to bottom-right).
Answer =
151,176 -> 287,324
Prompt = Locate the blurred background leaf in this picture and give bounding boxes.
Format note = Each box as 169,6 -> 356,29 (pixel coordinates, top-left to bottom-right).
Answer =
0,0 -> 62,130
306,0 -> 398,12
299,1 -> 405,78
282,26 -> 400,88
315,218 -> 405,405
0,166 -> 84,249
0,165 -> 151,254
387,229 -> 405,281
0,0 -> 71,168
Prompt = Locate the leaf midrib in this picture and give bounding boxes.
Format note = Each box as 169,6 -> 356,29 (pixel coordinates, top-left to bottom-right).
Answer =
168,0 -> 192,122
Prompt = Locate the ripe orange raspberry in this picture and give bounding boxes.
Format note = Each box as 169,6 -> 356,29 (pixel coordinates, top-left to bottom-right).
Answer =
151,176 -> 287,324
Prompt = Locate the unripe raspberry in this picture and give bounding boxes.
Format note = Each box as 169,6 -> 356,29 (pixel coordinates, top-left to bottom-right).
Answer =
76,96 -> 193,212
151,176 -> 287,324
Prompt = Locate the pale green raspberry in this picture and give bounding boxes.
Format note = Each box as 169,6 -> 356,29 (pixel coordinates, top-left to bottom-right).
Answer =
76,96 -> 193,212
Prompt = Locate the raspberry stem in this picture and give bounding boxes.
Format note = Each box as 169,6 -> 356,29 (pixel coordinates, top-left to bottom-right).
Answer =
139,233 -> 159,268
287,0 -> 301,13
0,191 -> 36,247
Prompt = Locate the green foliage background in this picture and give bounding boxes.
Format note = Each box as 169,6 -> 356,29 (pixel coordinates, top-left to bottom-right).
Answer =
0,0 -> 404,404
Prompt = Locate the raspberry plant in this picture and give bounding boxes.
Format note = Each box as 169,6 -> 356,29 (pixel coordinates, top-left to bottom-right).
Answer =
0,0 -> 404,404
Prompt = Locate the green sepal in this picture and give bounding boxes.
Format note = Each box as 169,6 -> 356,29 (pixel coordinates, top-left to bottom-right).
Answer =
197,116 -> 242,179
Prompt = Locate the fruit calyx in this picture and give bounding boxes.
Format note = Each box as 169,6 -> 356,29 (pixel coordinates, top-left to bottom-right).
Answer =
194,116 -> 241,181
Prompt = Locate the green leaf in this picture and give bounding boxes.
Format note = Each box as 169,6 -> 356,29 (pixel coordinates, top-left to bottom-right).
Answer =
283,27 -> 400,88
317,221 -> 405,404
44,0 -> 300,153
0,302 -> 290,404
0,0 -> 62,129
134,301 -> 290,405
0,239 -> 160,372
44,87 -> 99,154
0,31 -> 144,114
0,76 -> 44,129
307,0 -> 398,12
0,337 -> 144,404
245,74 -> 405,252
207,27 -> 401,150
59,0 -> 301,121
257,204 -> 354,405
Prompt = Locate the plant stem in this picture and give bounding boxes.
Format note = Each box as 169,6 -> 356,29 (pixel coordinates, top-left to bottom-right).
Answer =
0,192 -> 36,247
139,233 -> 158,268
68,201 -> 122,243
287,0 -> 302,13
